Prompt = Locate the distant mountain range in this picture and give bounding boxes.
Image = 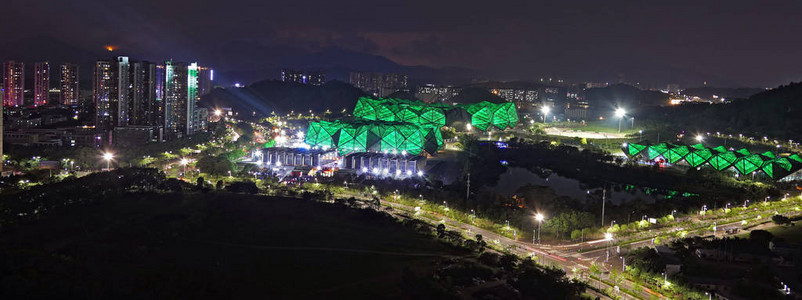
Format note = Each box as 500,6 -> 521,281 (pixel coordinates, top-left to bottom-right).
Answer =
681,87 -> 765,100
199,80 -> 366,116
0,35 -> 479,89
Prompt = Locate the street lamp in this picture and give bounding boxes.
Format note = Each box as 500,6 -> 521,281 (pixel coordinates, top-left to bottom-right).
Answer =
180,158 -> 189,176
541,106 -> 551,123
605,232 -> 613,262
614,108 -> 626,133
102,152 -> 114,170
535,213 -> 544,244
696,135 -> 704,143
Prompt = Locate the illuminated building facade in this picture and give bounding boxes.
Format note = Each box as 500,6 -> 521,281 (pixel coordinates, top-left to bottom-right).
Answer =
33,62 -> 50,106
164,61 -> 198,136
93,60 -> 116,131
622,142 -> 802,180
60,64 -> 80,105
281,69 -> 325,86
3,61 -> 24,107
349,72 -> 408,97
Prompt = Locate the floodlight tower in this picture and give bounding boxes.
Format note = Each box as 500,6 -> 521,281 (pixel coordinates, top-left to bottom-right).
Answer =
615,108 -> 626,133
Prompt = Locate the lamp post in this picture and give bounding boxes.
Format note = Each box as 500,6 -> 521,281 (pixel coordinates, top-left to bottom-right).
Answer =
181,158 -> 189,176
102,152 -> 113,171
535,213 -> 544,244
541,106 -> 550,123
615,108 -> 626,133
605,232 -> 613,262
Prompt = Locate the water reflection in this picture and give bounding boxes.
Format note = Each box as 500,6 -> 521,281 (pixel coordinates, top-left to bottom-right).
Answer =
490,167 -> 663,205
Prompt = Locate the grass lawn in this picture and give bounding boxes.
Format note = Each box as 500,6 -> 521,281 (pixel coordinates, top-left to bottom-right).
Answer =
549,121 -> 641,135
759,221 -> 802,242
0,192 -> 461,299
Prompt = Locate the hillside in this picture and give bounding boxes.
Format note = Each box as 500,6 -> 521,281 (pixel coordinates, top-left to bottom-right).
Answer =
585,84 -> 669,113
200,80 -> 366,116
649,82 -> 802,139
682,86 -> 765,100
449,87 -> 506,104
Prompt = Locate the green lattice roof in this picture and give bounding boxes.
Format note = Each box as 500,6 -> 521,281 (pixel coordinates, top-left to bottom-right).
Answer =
622,142 -> 802,180
305,120 -> 443,155
352,97 -> 518,131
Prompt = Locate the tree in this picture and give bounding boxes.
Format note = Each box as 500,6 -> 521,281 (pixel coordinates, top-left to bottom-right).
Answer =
225,181 -> 258,194
436,224 -> 446,238
546,211 -> 596,236
749,230 -> 774,243
772,215 -> 792,226
216,180 -> 224,190
625,247 -> 664,274
196,155 -> 235,175
196,177 -> 205,189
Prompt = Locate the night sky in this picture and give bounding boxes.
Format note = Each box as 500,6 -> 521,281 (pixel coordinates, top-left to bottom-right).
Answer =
3,0 -> 802,87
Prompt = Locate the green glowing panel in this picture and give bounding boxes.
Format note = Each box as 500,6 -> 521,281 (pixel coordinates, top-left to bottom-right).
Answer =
664,145 -> 690,164
711,146 -> 728,153
625,143 -> 647,157
789,154 -> 802,164
645,143 -> 669,160
733,154 -> 764,175
707,151 -> 737,171
686,149 -> 712,168
735,148 -> 751,156
772,158 -> 793,171
420,107 -> 446,127
761,159 -> 792,179
760,151 -> 777,160
305,120 -> 443,155
690,143 -> 706,151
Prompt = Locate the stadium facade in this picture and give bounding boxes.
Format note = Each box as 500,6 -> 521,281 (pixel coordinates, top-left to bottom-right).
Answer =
622,142 -> 802,180
304,97 -> 520,155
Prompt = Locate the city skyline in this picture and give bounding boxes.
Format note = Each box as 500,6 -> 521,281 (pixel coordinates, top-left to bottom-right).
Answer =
0,1 -> 801,87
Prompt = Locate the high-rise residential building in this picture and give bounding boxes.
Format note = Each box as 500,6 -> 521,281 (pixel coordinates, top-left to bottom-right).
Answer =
281,69 -> 325,86
128,61 -> 159,126
115,56 -> 131,127
164,61 -> 198,136
33,62 -> 50,106
349,72 -> 407,97
306,71 -> 325,86
281,69 -> 304,83
383,73 -> 408,91
93,60 -> 116,131
60,64 -> 80,105
3,61 -> 25,107
197,65 -> 213,96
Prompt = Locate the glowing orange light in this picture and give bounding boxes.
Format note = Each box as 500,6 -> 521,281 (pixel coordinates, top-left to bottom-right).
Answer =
105,45 -> 116,52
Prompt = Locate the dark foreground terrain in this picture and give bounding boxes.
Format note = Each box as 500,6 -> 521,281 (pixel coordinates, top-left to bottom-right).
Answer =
0,169 -> 584,299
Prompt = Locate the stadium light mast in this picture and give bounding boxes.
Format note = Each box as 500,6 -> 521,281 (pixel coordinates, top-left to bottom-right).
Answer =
615,108 -> 626,133
541,105 -> 551,123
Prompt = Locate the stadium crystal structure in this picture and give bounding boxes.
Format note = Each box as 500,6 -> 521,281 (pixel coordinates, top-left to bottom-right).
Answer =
305,120 -> 443,156
352,97 -> 519,131
622,142 -> 802,180
305,97 -> 520,155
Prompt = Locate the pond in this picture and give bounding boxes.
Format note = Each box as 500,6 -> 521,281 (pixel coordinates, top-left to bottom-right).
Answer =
489,167 -> 691,205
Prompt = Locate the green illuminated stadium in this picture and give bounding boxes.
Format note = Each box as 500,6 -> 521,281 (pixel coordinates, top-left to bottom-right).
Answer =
622,142 -> 802,180
352,97 -> 519,131
305,120 -> 443,155
304,97 -> 519,155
